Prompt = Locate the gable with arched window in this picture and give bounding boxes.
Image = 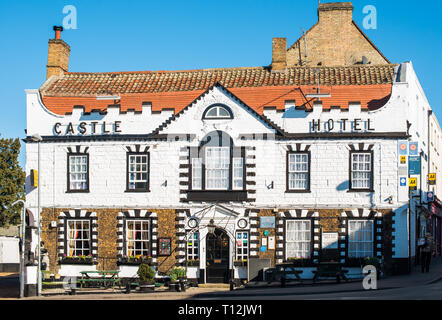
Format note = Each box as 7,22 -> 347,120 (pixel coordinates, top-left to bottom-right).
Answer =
202,104 -> 234,120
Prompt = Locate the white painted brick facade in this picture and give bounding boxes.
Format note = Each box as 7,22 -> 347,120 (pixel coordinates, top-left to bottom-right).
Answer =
24,61 -> 441,265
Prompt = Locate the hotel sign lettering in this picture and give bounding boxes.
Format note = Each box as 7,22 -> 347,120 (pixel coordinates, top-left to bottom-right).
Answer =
53,121 -> 122,135
310,119 -> 375,132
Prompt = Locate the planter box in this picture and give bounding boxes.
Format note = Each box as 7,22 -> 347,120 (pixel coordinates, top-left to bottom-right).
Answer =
139,284 -> 155,293
169,282 -> 180,292
59,258 -> 95,265
185,261 -> 200,267
58,264 -> 98,277
117,258 -> 153,266
284,259 -> 315,268
234,261 -> 248,267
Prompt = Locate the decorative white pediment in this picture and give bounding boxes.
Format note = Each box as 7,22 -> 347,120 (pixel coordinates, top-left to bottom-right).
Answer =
153,84 -> 281,139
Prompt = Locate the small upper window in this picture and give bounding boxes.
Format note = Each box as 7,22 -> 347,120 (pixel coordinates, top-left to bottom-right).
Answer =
202,104 -> 233,120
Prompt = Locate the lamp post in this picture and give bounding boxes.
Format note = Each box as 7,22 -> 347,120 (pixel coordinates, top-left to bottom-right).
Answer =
30,133 -> 42,296
12,200 -> 26,298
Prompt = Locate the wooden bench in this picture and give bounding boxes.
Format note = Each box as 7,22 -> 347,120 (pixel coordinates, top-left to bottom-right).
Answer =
266,264 -> 303,286
312,262 -> 349,283
79,271 -> 121,289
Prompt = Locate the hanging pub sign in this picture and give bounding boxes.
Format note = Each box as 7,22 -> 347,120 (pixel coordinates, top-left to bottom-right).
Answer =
158,238 -> 171,256
408,156 -> 421,175
428,173 -> 436,185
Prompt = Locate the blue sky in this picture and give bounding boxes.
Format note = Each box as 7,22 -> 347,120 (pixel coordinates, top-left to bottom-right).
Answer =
0,0 -> 441,167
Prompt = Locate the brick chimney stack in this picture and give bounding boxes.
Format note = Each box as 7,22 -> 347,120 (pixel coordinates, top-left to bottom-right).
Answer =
318,2 -> 354,25
46,26 -> 70,79
271,37 -> 287,72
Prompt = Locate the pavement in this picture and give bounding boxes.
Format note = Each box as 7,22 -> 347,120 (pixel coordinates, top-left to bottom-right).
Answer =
1,257 -> 441,300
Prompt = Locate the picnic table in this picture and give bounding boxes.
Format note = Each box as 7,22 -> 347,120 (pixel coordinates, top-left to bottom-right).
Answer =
266,264 -> 303,286
79,270 -> 121,289
312,262 -> 349,283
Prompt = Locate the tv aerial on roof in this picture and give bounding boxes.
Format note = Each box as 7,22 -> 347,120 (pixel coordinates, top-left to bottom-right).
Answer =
305,68 -> 331,99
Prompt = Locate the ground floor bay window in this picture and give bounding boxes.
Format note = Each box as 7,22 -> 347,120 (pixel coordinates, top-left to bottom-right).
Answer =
348,220 -> 374,258
285,220 -> 312,259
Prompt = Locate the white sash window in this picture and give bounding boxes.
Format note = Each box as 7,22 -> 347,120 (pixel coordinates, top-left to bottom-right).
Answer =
286,220 -> 311,259
205,147 -> 230,190
68,155 -> 88,191
348,220 -> 374,258
67,219 -> 91,256
288,153 -> 309,191
351,153 -> 372,190
126,220 -> 150,257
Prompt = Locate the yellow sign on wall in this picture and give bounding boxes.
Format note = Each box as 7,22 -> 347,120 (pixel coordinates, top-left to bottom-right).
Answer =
31,169 -> 38,188
400,156 -> 407,164
429,173 -> 436,185
409,178 -> 417,188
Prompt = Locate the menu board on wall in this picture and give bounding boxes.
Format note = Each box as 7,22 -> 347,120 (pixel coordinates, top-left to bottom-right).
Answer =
321,233 -> 339,249
158,238 -> 171,256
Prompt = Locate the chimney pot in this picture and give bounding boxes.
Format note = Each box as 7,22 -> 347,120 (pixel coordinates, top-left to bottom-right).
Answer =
53,26 -> 63,40
46,26 -> 70,79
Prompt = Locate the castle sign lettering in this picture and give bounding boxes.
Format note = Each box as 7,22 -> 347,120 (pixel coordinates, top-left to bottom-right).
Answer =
311,119 -> 375,133
53,121 -> 122,135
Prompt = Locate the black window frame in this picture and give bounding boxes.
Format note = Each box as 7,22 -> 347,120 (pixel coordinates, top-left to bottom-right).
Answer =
67,152 -> 90,193
187,131 -> 247,202
348,150 -> 374,193
125,152 -> 150,193
286,151 -> 311,193
202,104 -> 234,120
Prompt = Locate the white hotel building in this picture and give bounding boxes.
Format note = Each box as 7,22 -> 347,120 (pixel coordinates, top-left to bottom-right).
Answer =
24,3 -> 442,287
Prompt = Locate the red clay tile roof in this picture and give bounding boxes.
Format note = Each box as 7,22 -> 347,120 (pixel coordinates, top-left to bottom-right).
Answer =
39,65 -> 397,115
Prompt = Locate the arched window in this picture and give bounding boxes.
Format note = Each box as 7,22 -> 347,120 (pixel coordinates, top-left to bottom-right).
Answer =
202,104 -> 233,120
188,131 -> 246,200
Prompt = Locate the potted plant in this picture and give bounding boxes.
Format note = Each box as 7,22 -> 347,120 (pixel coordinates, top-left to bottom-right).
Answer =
59,254 -> 95,265
168,267 -> 186,292
363,257 -> 382,279
137,263 -> 156,292
186,259 -> 200,267
118,254 -> 152,266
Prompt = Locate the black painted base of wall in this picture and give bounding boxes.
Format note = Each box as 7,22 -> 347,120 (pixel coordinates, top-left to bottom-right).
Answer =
0,263 -> 19,273
390,258 -> 411,275
199,268 -> 205,284
25,284 -> 37,297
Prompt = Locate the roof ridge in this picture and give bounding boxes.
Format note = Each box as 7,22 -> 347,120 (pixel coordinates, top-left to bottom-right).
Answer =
61,64 -> 398,77
64,66 -> 268,76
